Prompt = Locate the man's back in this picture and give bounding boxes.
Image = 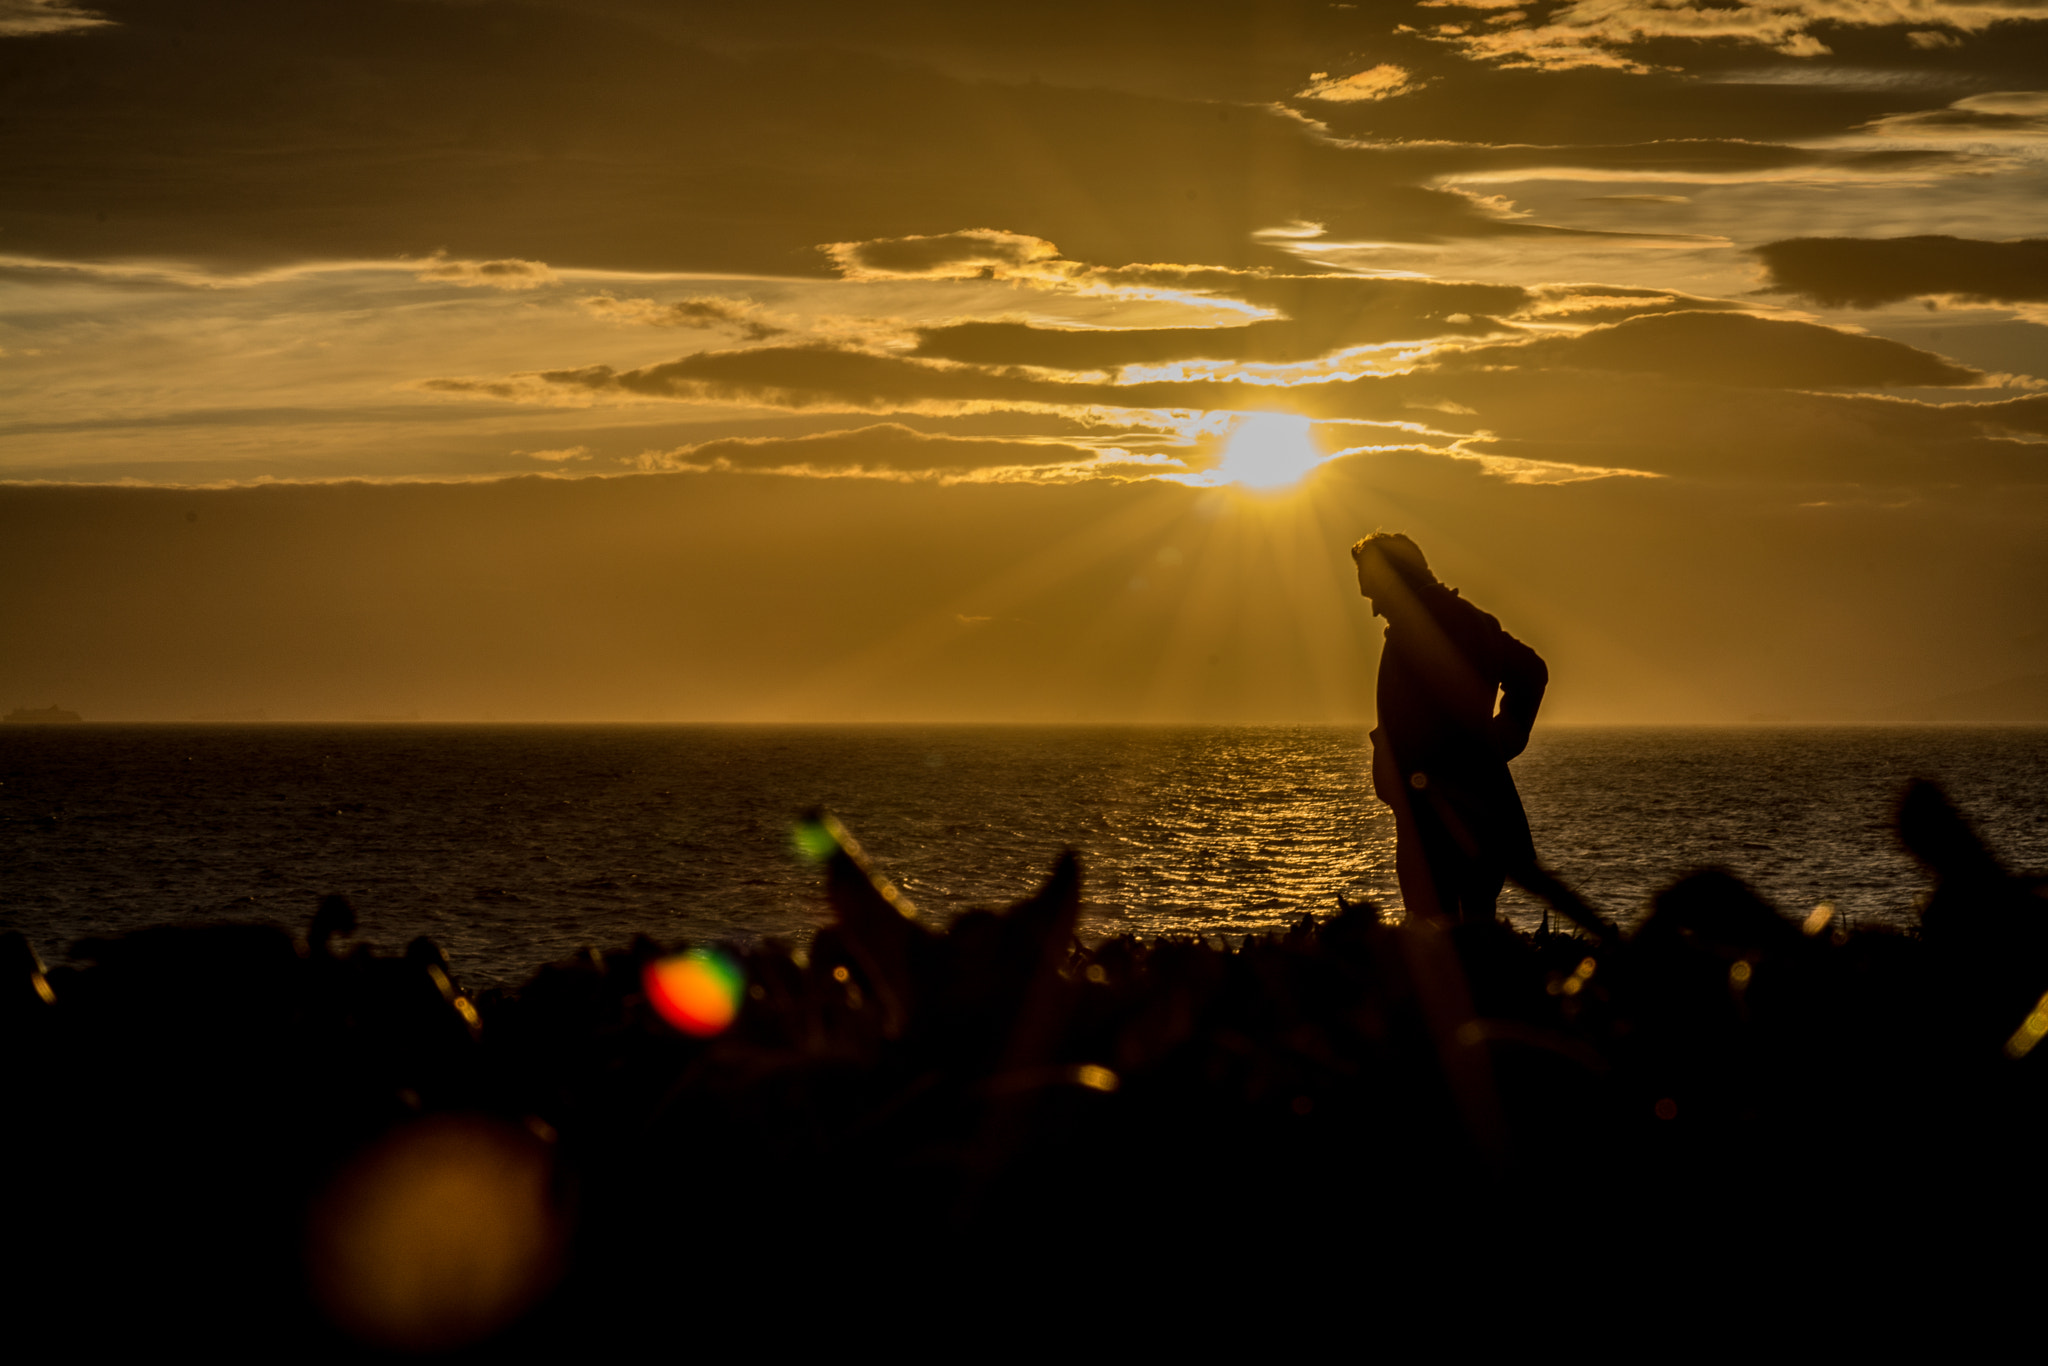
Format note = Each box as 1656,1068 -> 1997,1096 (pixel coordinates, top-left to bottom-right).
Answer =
1352,533 -> 1547,922
1376,583 -> 1547,777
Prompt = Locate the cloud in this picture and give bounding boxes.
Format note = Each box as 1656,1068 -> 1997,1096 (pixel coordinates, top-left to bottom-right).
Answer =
411,254 -> 558,291
0,0 -> 106,37
1756,235 -> 2048,307
1836,90 -> 2048,147
1416,361 -> 2048,482
414,249 -> 1988,478
630,422 -> 1179,482
910,314 -> 1510,370
910,275 -> 1534,370
580,293 -> 787,340
429,340 -> 1408,433
1297,65 -> 1423,102
1519,286 -> 1748,323
820,230 -> 1070,282
520,446 -> 592,463
1435,310 -> 1985,388
1417,0 -> 2048,71
515,343 -> 1342,417
0,0 -> 1792,285
901,276 -> 1745,374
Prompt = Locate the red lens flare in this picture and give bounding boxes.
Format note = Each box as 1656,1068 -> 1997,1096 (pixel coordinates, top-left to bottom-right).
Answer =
643,948 -> 745,1037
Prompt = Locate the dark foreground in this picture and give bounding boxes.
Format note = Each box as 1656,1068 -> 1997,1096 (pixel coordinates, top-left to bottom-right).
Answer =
7,779 -> 2047,1348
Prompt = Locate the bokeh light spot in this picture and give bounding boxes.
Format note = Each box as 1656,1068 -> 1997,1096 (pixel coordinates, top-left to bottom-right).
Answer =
792,816 -> 840,864
1074,1064 -> 1120,1093
643,948 -> 746,1037
308,1115 -> 564,1352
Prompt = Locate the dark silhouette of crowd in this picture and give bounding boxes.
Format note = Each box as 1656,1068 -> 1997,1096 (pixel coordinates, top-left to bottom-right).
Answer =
6,780 -> 2047,1349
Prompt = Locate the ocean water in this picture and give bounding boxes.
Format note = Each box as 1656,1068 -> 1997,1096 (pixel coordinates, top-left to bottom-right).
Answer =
3,724 -> 2045,987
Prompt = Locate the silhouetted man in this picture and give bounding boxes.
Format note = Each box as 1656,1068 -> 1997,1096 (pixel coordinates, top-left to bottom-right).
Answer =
1353,533 -> 1546,923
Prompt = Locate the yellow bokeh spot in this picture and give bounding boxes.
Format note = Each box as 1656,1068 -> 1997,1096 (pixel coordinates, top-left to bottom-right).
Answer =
1074,1064 -> 1120,1093
2004,990 -> 2048,1059
308,1116 -> 564,1352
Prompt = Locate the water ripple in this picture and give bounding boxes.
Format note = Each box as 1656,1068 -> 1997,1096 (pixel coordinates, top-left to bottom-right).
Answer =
2,724 -> 2044,986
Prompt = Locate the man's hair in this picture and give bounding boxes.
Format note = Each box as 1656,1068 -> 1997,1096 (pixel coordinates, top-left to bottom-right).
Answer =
1350,531 -> 1437,587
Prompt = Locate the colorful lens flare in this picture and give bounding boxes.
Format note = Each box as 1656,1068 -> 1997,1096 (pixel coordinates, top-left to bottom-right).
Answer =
643,949 -> 746,1037
791,815 -> 841,865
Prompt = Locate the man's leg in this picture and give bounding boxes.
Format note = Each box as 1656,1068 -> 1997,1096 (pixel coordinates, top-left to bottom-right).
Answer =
1456,860 -> 1506,924
1392,804 -> 1446,921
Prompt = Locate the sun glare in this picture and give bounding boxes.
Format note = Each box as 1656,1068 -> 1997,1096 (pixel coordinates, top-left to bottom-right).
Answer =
1212,413 -> 1323,489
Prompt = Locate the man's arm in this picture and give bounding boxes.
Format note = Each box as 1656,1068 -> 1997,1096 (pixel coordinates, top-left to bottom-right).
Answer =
1492,632 -> 1547,761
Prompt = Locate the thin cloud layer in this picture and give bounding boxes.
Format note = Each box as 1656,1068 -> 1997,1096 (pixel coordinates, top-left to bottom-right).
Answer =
631,422 -> 1169,481
1297,64 -> 1425,102
0,0 -> 104,36
411,255 -> 559,291
581,293 -> 789,340
823,231 -> 1071,282
407,240 -> 2018,490
1419,0 -> 2048,70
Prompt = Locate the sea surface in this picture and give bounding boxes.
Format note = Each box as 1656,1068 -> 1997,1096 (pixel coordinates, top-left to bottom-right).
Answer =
3,724 -> 2045,987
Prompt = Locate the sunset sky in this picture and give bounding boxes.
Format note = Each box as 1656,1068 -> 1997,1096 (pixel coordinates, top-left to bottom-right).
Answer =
3,0 -> 2044,722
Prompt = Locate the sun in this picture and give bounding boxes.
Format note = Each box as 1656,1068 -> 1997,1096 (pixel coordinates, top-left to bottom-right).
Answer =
1211,412 -> 1323,489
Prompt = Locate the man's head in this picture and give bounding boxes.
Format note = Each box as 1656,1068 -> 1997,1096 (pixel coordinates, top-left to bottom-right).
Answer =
1350,532 -> 1436,613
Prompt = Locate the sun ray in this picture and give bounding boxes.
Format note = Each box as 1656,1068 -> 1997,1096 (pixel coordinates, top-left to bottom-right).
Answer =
1192,412 -> 1326,490
751,484 -> 1191,719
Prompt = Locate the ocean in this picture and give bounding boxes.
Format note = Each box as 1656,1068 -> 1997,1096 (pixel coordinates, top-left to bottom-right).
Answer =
3,724 -> 2045,987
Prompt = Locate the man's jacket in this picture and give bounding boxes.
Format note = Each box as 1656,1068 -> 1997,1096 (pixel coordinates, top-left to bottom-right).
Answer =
1370,579 -> 1547,862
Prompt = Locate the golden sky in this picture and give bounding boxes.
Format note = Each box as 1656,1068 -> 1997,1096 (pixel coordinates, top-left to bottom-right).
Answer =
2,0 -> 2044,721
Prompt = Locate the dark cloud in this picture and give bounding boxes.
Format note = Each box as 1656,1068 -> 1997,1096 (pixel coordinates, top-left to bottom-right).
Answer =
504,344 -> 1371,416
907,276 -> 1755,369
1421,371 -> 2048,483
1972,392 -> 2048,437
908,317 -> 1491,369
1755,235 -> 2048,307
21,0 -> 1915,290
913,276 -> 1529,369
1437,310 -> 1985,388
0,0 -> 1602,277
558,0 -> 1424,104
1295,58 -> 1989,146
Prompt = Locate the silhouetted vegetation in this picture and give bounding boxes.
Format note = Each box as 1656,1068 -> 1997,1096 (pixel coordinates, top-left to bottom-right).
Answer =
6,779 -> 2046,1348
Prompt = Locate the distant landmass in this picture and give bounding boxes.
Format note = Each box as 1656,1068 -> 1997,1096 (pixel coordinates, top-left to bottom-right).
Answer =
5,705 -> 82,724
1880,672 -> 2048,723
